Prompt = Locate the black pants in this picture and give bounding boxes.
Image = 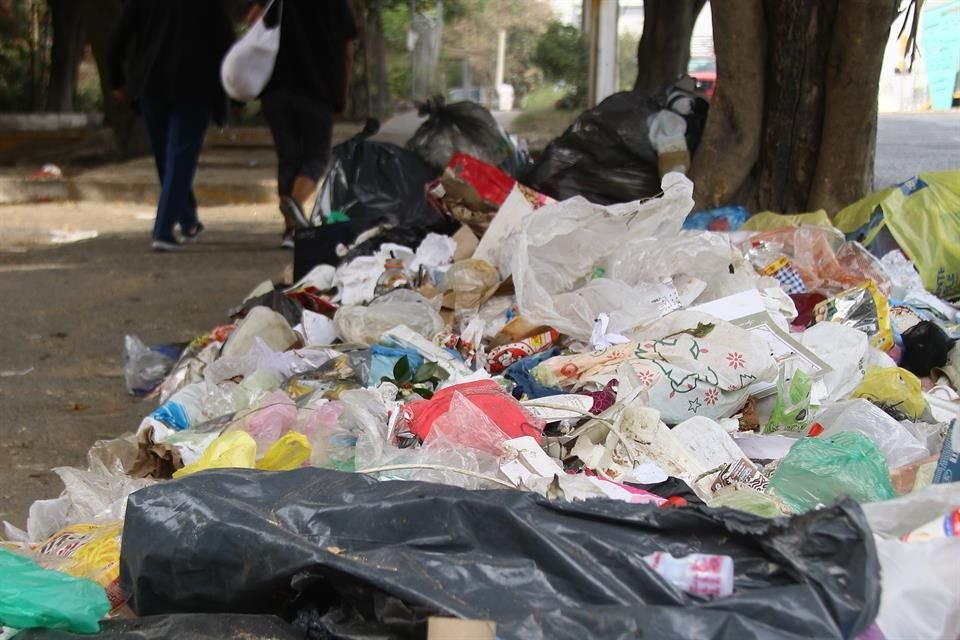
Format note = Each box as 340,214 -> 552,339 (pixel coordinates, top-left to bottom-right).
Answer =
261,89 -> 333,197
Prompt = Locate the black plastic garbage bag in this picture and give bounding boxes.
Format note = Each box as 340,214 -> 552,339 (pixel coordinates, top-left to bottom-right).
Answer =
16,615 -> 304,639
296,120 -> 456,280
229,288 -> 304,327
525,83 -> 708,205
407,96 -> 525,176
120,468 -> 880,640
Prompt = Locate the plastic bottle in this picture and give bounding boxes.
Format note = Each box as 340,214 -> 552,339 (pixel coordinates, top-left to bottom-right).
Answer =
643,552 -> 734,598
374,253 -> 411,297
900,508 -> 960,542
149,382 -> 209,431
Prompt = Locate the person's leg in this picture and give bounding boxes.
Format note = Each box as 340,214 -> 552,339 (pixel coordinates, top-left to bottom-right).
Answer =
290,100 -> 334,222
172,106 -> 209,234
262,92 -> 299,207
139,98 -> 174,241
140,98 -> 169,183
155,104 -> 208,243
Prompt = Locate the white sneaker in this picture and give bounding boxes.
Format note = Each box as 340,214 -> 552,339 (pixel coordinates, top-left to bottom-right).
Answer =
151,239 -> 184,252
280,230 -> 295,250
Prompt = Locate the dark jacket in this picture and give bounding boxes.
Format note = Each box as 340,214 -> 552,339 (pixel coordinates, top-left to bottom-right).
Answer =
108,0 -> 234,124
254,0 -> 358,110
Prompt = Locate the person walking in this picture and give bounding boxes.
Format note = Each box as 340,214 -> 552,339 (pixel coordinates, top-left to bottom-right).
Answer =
108,0 -> 234,252
247,0 -> 358,249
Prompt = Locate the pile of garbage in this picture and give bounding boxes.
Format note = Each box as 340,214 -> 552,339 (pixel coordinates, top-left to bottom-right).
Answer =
2,97 -> 960,640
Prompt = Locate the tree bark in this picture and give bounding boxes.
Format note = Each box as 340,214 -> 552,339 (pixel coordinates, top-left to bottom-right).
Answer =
633,0 -> 705,92
367,0 -> 390,118
749,0 -> 838,213
808,0 -> 899,212
691,0 -> 898,214
688,0 -> 765,209
346,0 -> 371,121
46,0 -> 84,112
77,0 -> 150,158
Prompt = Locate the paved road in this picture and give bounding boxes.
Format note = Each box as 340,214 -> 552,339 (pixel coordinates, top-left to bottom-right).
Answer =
875,111 -> 960,188
0,206 -> 289,529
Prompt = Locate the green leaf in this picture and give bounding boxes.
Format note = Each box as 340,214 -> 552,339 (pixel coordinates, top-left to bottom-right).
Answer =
413,361 -> 440,383
411,386 -> 434,399
393,356 -> 411,383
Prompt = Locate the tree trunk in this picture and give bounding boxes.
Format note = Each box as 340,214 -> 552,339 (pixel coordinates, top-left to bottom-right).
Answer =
46,0 -> 84,112
367,0 -> 390,118
689,0 -> 898,214
77,0 -> 150,158
808,0 -> 899,212
346,0 -> 371,121
633,0 -> 705,92
687,0 -> 765,209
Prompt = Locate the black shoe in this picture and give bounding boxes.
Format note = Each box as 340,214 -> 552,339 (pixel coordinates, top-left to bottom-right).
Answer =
181,222 -> 205,244
279,196 -> 309,230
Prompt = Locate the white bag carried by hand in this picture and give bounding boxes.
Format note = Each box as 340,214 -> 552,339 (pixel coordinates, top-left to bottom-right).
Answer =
220,0 -> 282,102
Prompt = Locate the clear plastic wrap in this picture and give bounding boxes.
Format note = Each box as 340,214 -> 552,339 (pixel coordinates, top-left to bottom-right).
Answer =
334,289 -> 443,345
813,399 -> 934,469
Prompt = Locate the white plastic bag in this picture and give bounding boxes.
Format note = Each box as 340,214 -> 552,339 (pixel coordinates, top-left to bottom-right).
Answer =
861,484 -> 960,640
220,0 -> 281,102
509,173 -> 695,339
813,399 -> 933,469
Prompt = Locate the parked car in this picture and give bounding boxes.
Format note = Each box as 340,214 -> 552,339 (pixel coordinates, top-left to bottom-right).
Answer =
688,56 -> 716,99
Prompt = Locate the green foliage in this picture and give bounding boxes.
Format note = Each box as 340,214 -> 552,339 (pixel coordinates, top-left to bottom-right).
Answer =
533,22 -> 587,87
0,0 -> 47,111
381,356 -> 448,400
618,31 -> 640,91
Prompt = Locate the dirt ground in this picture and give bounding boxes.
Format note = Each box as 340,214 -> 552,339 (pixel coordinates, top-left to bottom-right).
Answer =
0,203 -> 289,529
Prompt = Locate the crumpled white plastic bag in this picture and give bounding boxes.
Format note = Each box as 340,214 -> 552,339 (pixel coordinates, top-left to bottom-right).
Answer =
861,484 -> 960,640
509,173 -> 695,339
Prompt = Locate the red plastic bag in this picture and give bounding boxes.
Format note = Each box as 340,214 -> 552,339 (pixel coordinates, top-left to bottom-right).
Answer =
448,153 -> 516,206
399,380 -> 545,443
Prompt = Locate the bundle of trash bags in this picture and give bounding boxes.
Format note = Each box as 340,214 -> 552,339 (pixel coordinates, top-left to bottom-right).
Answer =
3,97 -> 960,639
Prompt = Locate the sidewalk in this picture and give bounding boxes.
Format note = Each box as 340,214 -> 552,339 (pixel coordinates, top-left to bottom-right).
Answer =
0,110 -> 524,207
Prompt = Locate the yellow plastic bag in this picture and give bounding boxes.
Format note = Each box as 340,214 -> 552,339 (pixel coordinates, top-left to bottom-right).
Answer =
256,432 -> 311,471
741,210 -> 834,232
853,367 -> 926,421
833,172 -> 960,298
35,522 -> 125,612
172,431 -> 257,478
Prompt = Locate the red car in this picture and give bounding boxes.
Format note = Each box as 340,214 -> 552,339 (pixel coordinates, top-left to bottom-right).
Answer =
688,57 -> 717,99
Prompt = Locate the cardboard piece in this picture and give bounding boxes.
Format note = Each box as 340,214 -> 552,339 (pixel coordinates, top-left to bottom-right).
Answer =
427,617 -> 496,640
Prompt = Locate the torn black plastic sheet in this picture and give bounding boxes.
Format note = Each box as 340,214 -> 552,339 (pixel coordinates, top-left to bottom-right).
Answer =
120,468 -> 880,640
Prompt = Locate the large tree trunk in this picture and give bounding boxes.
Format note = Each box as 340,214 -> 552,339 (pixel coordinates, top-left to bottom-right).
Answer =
689,0 -> 898,214
46,0 -> 84,112
366,0 -> 390,118
346,0 -> 371,121
77,0 -> 150,158
633,0 -> 705,92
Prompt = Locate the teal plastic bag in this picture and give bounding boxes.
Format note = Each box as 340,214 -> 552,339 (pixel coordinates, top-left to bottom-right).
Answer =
0,547 -> 109,634
769,432 -> 897,513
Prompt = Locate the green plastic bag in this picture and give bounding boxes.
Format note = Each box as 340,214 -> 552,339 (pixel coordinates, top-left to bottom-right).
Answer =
833,171 -> 960,298
0,547 -> 109,634
764,368 -> 813,433
769,432 -> 897,513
